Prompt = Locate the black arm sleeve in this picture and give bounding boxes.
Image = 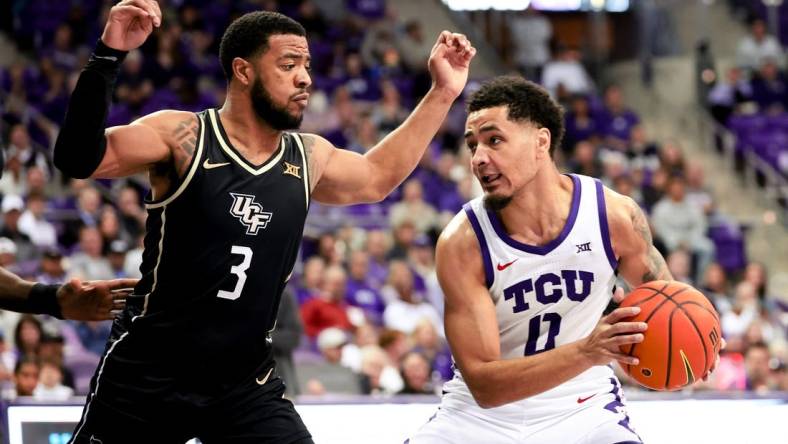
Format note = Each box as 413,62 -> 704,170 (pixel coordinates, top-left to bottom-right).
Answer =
53,40 -> 127,179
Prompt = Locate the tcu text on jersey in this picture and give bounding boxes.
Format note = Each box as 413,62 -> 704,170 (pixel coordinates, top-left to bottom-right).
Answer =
229,192 -> 273,235
503,270 -> 595,313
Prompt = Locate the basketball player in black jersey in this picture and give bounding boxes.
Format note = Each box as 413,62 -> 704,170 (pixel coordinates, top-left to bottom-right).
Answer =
53,1 -> 475,442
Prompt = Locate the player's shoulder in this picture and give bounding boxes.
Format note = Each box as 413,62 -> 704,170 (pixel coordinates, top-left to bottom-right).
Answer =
437,208 -> 480,259
599,184 -> 639,233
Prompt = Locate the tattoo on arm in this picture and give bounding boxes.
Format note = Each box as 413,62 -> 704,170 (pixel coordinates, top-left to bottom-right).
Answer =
172,116 -> 199,177
630,198 -> 672,282
300,134 -> 318,191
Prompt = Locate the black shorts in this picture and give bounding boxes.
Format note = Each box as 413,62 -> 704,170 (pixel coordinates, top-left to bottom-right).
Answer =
69,307 -> 312,444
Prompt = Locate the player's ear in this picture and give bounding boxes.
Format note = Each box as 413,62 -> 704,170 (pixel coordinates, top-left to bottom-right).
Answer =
232,57 -> 254,87
535,127 -> 551,160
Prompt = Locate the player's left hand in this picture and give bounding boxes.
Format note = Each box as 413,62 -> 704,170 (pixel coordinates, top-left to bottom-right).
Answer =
703,337 -> 726,381
428,31 -> 476,99
57,278 -> 137,321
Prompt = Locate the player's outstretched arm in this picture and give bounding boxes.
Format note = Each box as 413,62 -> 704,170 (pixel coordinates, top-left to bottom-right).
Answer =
604,189 -> 673,288
54,0 -> 172,179
0,267 -> 134,321
438,213 -> 646,409
306,31 -> 477,205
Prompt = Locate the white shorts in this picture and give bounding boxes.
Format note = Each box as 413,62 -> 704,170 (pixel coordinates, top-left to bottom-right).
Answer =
407,380 -> 642,444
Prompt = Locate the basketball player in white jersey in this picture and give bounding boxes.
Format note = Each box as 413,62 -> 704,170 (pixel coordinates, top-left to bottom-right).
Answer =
407,77 -> 721,443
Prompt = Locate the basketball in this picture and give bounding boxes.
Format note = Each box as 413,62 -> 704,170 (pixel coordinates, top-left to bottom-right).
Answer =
619,281 -> 722,391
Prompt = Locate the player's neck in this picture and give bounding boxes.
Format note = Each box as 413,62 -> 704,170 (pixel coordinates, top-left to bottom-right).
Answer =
498,167 -> 574,244
218,97 -> 282,155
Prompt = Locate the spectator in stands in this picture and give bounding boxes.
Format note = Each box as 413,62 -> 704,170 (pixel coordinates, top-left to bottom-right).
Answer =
388,179 -> 439,235
736,18 -> 784,72
60,185 -> 104,248
0,195 -> 37,262
626,125 -> 661,171
300,265 -> 354,339
666,249 -> 693,285
345,250 -> 386,325
707,67 -> 752,124
0,332 -> 13,385
382,261 -> 442,337
346,112 -> 380,154
296,256 -> 325,304
411,319 -> 453,381
3,124 -> 51,181
397,20 -> 431,74
509,6 -> 552,81
33,358 -> 73,400
743,261 -> 770,301
745,342 -> 776,392
371,81 -> 408,134
13,315 -> 41,359
115,49 -> 153,115
272,289 -> 303,396
701,262 -> 731,313
379,329 -> 409,367
399,351 -> 433,395
387,220 -> 417,260
640,167 -> 669,211
651,175 -> 715,282
562,95 -> 599,157
116,185 -> 146,241
99,206 -> 131,249
107,240 -> 130,278
408,234 -> 443,314
303,327 -> 363,395
13,356 -> 39,397
340,323 -> 380,372
721,281 -> 759,341
359,344 -> 403,395
567,140 -> 603,178
597,85 -> 640,147
18,191 -> 57,249
749,60 -> 787,113
685,162 -> 714,216
68,226 -> 114,281
73,319 -> 111,357
364,230 -> 390,288
541,46 -> 594,100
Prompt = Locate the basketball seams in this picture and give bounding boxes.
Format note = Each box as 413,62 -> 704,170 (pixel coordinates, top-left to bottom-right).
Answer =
674,302 -> 713,377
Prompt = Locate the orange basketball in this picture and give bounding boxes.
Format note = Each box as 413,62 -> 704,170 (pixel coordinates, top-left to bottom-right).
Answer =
618,280 -> 722,391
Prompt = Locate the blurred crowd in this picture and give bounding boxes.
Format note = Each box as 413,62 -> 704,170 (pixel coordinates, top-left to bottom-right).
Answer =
0,0 -> 784,401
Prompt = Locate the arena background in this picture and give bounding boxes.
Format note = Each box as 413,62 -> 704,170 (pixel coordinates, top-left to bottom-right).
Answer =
0,0 -> 785,443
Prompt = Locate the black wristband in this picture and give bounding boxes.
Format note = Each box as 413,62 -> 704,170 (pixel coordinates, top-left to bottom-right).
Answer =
28,283 -> 63,319
91,39 -> 129,65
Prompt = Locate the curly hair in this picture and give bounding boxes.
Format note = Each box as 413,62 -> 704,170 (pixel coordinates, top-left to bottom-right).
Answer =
219,11 -> 306,81
467,76 -> 565,157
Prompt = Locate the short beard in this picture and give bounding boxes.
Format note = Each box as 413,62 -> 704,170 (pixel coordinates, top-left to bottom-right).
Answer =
483,194 -> 513,212
250,77 -> 302,130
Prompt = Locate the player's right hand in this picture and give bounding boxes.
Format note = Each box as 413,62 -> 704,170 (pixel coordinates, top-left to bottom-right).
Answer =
101,0 -> 162,51
579,306 -> 647,367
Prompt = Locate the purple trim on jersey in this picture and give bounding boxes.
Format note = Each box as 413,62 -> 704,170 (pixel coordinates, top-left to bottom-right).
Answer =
605,377 -> 642,442
485,174 -> 581,256
595,179 -> 619,270
463,203 -> 494,288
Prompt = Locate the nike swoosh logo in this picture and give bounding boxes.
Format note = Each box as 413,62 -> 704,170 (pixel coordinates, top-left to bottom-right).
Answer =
203,159 -> 231,170
680,349 -> 695,386
497,259 -> 518,271
93,55 -> 117,62
577,394 -> 597,404
256,367 -> 274,386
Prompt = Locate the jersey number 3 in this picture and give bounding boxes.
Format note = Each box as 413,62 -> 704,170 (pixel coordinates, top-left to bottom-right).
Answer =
217,245 -> 253,300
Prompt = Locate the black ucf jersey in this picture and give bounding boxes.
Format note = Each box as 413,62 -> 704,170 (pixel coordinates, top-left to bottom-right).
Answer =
130,108 -> 310,397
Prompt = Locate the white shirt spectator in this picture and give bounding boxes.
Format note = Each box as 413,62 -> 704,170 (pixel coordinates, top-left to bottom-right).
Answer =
736,20 -> 785,71
509,9 -> 552,70
541,50 -> 595,97
18,210 -> 57,249
383,298 -> 443,338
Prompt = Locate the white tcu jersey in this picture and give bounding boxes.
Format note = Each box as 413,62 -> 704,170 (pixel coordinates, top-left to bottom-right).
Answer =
441,174 -> 623,423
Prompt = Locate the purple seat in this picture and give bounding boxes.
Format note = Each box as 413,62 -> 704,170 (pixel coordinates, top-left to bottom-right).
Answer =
707,223 -> 747,275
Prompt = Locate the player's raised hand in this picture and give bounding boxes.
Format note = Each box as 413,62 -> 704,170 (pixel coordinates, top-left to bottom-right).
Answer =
102,0 -> 162,51
428,31 -> 477,99
579,306 -> 647,367
57,277 -> 137,321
